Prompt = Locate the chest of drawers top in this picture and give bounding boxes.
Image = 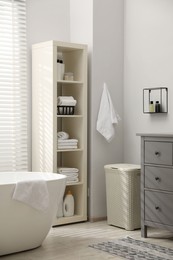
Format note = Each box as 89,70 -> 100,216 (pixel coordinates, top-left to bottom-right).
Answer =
137,133 -> 173,138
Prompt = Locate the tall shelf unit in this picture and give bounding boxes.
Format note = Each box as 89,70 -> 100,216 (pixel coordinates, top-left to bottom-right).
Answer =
32,41 -> 87,226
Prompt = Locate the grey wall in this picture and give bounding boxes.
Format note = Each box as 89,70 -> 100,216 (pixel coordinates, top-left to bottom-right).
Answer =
70,0 -> 124,220
124,0 -> 173,164
91,0 -> 124,220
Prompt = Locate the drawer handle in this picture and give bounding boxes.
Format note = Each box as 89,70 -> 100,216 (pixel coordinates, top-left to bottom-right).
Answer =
155,206 -> 160,210
155,151 -> 160,157
155,177 -> 160,182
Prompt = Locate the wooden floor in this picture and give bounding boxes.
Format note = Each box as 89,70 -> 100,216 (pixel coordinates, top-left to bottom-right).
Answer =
1,221 -> 173,259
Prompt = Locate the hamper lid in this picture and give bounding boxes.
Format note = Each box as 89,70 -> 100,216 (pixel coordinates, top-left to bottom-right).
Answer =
105,164 -> 140,171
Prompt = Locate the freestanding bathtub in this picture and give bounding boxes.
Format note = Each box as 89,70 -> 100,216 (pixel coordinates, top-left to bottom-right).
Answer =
0,172 -> 66,256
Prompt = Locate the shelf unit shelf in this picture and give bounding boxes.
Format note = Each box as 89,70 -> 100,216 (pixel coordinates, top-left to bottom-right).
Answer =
57,115 -> 83,118
143,87 -> 168,114
32,40 -> 87,226
53,214 -> 86,226
57,148 -> 83,152
66,182 -> 83,186
57,80 -> 83,84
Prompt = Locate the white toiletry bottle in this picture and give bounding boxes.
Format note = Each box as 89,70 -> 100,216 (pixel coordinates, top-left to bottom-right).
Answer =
63,190 -> 74,217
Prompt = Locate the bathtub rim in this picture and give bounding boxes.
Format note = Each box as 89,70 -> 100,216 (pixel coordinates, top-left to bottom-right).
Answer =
0,172 -> 66,185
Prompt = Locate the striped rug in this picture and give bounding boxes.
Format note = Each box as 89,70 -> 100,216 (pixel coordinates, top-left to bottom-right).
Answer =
89,236 -> 173,259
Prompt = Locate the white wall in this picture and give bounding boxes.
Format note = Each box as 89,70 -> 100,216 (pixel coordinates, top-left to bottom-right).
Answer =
70,0 -> 93,48
27,0 -> 70,169
124,0 -> 173,164
27,0 -> 70,46
70,0 -> 124,220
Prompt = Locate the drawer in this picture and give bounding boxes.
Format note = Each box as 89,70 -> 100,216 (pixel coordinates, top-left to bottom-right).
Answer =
145,166 -> 173,191
145,190 -> 173,226
145,141 -> 172,165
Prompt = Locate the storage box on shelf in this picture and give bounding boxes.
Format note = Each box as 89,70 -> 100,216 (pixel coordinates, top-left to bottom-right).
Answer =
32,41 -> 87,226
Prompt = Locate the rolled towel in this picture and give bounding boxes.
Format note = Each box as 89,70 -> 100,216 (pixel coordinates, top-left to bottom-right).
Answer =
57,131 -> 69,140
12,180 -> 49,211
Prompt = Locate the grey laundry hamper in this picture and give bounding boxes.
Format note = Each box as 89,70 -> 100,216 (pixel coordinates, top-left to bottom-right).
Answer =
104,164 -> 141,231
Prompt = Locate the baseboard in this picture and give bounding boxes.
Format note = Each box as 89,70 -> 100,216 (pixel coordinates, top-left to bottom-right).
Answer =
88,216 -> 107,223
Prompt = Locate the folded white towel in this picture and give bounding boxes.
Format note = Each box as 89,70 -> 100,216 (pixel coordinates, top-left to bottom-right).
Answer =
57,140 -> 78,149
58,100 -> 77,106
96,83 -> 120,142
57,131 -> 69,140
66,177 -> 79,184
57,96 -> 77,106
58,143 -> 77,148
57,167 -> 79,173
58,145 -> 77,149
57,139 -> 78,143
62,172 -> 79,178
57,96 -> 74,101
12,180 -> 49,211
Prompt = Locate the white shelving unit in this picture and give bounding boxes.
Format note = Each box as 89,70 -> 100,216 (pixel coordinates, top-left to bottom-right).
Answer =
32,41 -> 87,226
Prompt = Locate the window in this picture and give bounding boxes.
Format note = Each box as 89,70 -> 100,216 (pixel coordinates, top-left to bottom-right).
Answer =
0,0 -> 28,171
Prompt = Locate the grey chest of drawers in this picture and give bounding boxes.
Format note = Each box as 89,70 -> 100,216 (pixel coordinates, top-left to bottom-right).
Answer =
137,133 -> 173,238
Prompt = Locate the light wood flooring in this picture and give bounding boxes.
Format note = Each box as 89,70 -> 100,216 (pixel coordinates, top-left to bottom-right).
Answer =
1,221 -> 173,259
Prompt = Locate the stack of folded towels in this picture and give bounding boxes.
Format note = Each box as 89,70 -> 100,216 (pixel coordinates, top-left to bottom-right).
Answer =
57,96 -> 77,106
57,131 -> 78,149
57,167 -> 79,184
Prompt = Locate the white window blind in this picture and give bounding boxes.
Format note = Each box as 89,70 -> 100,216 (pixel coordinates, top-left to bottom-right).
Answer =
0,0 -> 28,171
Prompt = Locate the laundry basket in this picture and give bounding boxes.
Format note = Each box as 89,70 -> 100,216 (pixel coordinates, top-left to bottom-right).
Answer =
104,164 -> 141,231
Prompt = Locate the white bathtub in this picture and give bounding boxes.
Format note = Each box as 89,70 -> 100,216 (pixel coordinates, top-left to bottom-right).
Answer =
0,172 -> 66,256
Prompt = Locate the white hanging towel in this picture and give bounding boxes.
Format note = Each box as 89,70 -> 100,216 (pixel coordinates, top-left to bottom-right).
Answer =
96,83 -> 120,142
